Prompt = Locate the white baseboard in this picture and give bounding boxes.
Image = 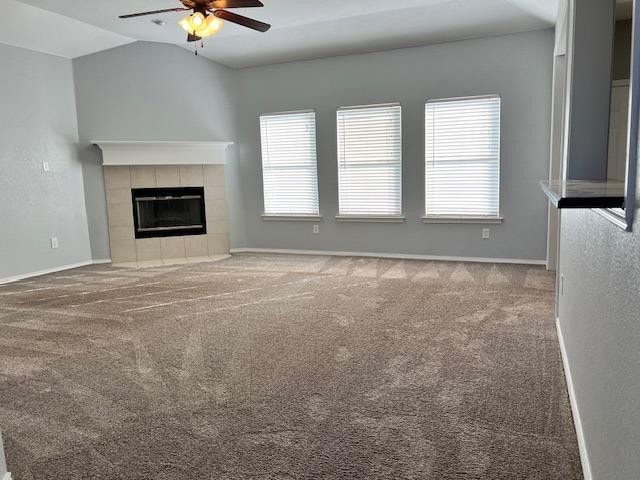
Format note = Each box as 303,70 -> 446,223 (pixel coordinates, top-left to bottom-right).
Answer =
3,472 -> 12,480
556,318 -> 593,480
0,259 -> 112,285
229,248 -> 547,266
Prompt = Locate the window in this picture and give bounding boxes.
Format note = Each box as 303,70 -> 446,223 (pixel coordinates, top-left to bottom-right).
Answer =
425,96 -> 501,219
260,111 -> 319,216
337,104 -> 402,217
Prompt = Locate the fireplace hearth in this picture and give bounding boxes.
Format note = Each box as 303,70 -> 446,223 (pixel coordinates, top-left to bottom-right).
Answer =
132,187 -> 207,239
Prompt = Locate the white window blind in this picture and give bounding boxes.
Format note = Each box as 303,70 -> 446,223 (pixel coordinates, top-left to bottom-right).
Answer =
337,104 -> 402,216
260,111 -> 319,216
425,96 -> 501,218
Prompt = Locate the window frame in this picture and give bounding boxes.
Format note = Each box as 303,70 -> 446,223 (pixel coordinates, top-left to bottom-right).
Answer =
422,94 -> 503,224
259,109 -> 322,220
335,102 -> 404,221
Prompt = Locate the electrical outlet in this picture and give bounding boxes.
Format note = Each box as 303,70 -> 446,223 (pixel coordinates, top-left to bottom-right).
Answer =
50,237 -> 59,249
313,224 -> 319,234
42,161 -> 50,172
482,228 -> 490,239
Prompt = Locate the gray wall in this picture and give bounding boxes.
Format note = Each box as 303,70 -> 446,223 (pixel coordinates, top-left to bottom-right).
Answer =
0,43 -> 92,280
557,10 -> 639,475
72,41 -> 245,260
558,196 -> 640,478
564,0 -> 615,180
6,31 -> 554,271
234,29 -> 554,261
556,2 -> 640,477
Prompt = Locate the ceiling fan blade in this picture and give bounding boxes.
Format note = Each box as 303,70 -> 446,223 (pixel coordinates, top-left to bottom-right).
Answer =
209,0 -> 263,8
119,7 -> 190,19
213,9 -> 271,32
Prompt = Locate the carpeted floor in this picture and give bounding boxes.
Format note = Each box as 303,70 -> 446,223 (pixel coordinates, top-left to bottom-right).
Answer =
0,254 -> 582,479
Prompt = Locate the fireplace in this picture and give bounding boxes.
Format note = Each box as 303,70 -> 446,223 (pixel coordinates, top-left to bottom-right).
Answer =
96,141 -> 233,265
132,187 -> 207,239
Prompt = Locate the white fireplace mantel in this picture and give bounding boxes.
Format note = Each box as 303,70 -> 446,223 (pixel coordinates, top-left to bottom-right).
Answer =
93,141 -> 234,166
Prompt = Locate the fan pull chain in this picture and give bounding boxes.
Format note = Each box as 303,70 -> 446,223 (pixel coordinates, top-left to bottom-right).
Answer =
194,40 -> 205,56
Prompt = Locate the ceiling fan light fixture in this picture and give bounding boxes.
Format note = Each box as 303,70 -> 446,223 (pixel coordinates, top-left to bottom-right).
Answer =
179,16 -> 194,34
191,12 -> 205,27
179,13 -> 223,38
197,15 -> 223,37
120,2 -> 271,41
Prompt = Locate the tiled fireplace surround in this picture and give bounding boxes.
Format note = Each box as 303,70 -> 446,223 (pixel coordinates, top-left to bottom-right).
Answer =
104,164 -> 230,266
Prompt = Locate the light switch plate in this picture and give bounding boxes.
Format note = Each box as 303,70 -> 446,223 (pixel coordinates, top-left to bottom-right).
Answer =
42,161 -> 50,172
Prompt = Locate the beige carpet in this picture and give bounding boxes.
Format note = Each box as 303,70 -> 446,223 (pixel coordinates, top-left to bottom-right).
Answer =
0,254 -> 582,479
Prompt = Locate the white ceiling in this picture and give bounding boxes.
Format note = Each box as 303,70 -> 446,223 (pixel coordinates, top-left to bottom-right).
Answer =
0,0 -> 133,58
12,0 -> 559,67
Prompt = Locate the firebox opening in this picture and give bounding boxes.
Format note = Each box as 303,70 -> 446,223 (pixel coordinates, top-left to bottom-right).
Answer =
131,187 -> 207,239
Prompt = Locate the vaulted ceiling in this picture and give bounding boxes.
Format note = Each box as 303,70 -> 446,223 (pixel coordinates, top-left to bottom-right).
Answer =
9,0 -> 560,67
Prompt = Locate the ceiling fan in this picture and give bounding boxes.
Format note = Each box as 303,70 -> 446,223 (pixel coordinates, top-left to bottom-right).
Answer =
119,0 -> 271,43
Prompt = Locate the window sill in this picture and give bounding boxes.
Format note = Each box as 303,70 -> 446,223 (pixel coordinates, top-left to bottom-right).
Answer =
335,215 -> 406,223
262,215 -> 322,222
421,216 -> 504,224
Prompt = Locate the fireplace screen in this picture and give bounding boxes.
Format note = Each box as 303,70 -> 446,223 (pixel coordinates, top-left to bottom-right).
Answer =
132,187 -> 207,239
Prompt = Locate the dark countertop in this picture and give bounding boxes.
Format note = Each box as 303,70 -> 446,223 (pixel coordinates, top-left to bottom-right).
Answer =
540,179 -> 626,209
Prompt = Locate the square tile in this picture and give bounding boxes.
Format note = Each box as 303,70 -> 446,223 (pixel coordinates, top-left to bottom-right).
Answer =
137,260 -> 164,268
208,233 -> 230,255
185,235 -> 208,258
208,254 -> 231,262
179,166 -> 204,187
106,188 -> 132,205
112,261 -> 138,268
136,238 -> 162,262
206,220 -> 229,235
130,166 -> 157,188
186,256 -> 211,264
155,166 -> 180,187
109,225 -> 134,242
206,200 -> 228,221
204,166 -> 225,186
205,185 -> 227,201
162,257 -> 190,266
107,202 -> 134,228
110,240 -> 137,264
160,237 -> 186,259
103,167 -> 131,189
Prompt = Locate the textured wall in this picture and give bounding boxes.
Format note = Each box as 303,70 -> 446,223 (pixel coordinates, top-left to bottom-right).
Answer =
234,30 -> 554,261
556,2 -> 640,476
0,43 -> 92,280
559,208 -> 640,479
558,196 -> 640,478
72,42 -> 245,260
